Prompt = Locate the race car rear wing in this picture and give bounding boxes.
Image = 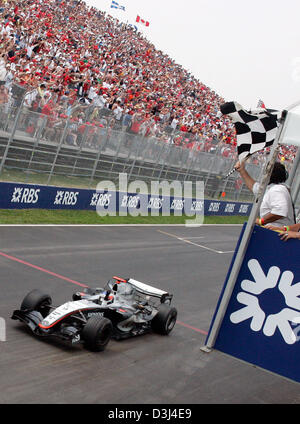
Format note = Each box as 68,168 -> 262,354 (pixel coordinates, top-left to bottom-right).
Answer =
128,278 -> 173,303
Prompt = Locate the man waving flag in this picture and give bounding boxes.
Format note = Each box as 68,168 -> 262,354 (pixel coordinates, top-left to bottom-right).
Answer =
220,101 -> 282,162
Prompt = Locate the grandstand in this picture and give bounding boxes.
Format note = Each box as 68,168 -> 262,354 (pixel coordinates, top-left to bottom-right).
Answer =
0,0 -> 295,200
0,0 -> 237,144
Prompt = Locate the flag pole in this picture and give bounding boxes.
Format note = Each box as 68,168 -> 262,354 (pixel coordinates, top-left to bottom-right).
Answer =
287,148 -> 300,204
201,110 -> 288,352
223,156 -> 250,179
223,167 -> 236,179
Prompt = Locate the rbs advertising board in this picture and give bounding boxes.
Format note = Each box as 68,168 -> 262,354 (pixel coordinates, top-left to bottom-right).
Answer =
0,182 -> 252,216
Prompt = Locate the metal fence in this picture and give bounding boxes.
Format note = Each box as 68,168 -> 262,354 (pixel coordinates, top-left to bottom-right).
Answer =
0,83 -> 275,202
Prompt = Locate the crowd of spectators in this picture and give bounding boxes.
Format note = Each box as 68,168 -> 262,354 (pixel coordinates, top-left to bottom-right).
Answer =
0,0 -> 295,163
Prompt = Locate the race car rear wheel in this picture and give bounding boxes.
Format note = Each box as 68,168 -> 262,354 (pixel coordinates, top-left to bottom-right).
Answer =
20,289 -> 52,318
82,316 -> 113,352
151,303 -> 177,335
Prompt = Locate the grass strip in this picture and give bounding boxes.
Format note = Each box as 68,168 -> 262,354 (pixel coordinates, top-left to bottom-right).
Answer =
0,209 -> 248,225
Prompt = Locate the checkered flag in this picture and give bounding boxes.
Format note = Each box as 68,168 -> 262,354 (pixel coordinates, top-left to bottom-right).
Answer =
220,101 -> 283,178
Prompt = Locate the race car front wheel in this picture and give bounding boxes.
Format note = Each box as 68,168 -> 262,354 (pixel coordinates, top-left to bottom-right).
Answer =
82,316 -> 113,352
20,289 -> 52,318
151,303 -> 177,335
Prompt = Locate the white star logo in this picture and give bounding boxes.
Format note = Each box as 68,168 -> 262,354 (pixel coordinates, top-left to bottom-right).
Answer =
54,191 -> 64,205
90,193 -> 99,206
230,259 -> 300,344
11,187 -> 22,203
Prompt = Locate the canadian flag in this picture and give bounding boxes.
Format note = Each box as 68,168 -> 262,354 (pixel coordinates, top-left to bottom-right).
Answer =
136,15 -> 150,27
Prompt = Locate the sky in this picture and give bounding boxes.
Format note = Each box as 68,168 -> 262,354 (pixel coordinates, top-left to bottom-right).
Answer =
84,0 -> 300,111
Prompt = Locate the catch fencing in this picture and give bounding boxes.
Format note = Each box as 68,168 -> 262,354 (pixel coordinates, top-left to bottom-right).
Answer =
0,83 -> 273,203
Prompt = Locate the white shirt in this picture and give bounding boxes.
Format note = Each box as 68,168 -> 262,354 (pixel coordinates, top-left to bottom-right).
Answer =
113,105 -> 123,120
93,95 -> 107,108
88,86 -> 98,100
24,90 -> 38,108
0,63 -> 7,81
26,45 -> 33,58
171,118 -> 178,129
253,182 -> 295,227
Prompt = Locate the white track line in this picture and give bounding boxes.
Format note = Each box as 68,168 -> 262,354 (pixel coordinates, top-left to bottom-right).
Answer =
0,224 -> 244,227
181,236 -> 205,240
157,229 -> 234,254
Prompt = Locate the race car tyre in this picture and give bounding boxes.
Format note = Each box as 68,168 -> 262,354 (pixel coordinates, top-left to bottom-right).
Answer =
82,316 -> 113,352
20,289 -> 52,318
151,303 -> 177,335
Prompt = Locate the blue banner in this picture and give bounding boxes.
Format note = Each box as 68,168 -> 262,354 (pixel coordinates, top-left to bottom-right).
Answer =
207,225 -> 300,383
0,181 -> 252,216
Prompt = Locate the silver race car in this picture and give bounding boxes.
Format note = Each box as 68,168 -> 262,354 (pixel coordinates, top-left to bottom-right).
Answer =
12,276 -> 177,351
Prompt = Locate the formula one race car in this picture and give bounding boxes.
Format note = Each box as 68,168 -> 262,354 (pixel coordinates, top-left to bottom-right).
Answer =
11,276 -> 177,352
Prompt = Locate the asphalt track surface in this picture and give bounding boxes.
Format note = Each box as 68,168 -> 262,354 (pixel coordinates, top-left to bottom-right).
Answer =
0,224 -> 299,404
